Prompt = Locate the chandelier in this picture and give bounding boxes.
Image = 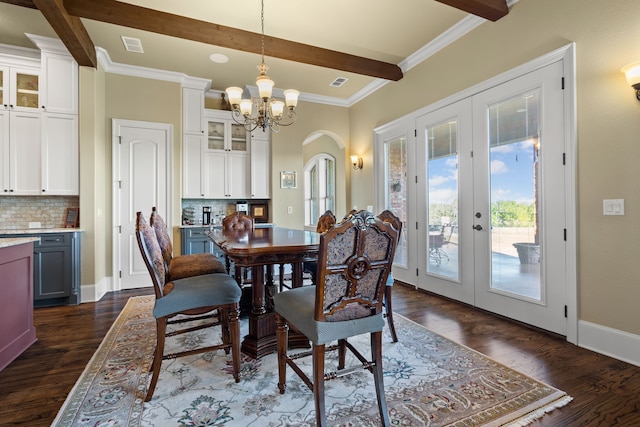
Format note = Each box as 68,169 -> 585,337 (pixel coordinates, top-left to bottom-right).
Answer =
225,0 -> 299,133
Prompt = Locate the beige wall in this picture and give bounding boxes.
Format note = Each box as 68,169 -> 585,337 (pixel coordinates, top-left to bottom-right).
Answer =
350,0 -> 640,335
76,0 -> 639,338
270,101 -> 350,227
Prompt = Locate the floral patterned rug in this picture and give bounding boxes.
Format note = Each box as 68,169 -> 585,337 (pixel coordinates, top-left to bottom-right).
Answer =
53,296 -> 571,426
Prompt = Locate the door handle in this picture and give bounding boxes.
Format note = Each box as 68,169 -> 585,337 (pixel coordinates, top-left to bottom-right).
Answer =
473,224 -> 483,231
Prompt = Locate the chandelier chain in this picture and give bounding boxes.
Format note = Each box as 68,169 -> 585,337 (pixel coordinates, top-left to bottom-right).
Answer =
260,0 -> 265,65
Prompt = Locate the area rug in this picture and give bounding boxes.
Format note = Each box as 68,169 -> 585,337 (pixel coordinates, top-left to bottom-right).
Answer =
52,296 -> 571,426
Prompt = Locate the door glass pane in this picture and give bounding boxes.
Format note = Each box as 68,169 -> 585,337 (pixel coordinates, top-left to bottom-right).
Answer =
488,92 -> 541,300
426,120 -> 459,279
384,137 -> 407,268
310,165 -> 318,224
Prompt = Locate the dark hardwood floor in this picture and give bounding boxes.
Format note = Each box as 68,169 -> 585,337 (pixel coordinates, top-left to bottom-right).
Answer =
1,283 -> 639,426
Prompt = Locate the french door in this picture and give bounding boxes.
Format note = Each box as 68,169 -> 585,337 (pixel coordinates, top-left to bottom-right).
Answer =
413,60 -> 567,335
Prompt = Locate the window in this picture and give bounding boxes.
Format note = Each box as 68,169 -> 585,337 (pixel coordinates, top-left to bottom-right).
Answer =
304,154 -> 335,227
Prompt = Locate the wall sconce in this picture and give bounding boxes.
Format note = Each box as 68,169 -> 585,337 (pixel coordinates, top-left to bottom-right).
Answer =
621,61 -> 640,101
350,155 -> 363,170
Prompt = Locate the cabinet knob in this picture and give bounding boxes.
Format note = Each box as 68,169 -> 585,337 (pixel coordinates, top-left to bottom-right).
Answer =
42,189 -> 46,192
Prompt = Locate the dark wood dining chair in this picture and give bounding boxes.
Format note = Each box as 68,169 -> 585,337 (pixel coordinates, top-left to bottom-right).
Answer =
299,210 -> 336,288
378,209 -> 403,342
273,210 -> 398,426
135,212 -> 242,401
222,212 -> 254,285
150,207 -> 226,282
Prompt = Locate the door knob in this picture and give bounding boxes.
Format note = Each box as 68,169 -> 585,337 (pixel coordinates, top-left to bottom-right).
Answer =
473,224 -> 483,231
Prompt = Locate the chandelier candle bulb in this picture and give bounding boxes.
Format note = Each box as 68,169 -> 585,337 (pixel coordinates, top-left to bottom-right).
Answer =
240,99 -> 253,116
271,101 -> 284,118
226,87 -> 243,106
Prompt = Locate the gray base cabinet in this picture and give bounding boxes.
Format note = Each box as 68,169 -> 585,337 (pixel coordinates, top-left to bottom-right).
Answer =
180,227 -> 224,260
2,231 -> 81,307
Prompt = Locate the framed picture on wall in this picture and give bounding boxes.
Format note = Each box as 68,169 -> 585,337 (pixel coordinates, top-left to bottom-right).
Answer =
280,171 -> 297,189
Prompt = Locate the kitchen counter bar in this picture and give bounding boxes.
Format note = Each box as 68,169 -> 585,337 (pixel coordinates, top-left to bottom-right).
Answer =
0,238 -> 38,372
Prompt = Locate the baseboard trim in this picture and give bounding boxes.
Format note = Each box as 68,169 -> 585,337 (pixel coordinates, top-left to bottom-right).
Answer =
578,320 -> 640,367
80,276 -> 112,303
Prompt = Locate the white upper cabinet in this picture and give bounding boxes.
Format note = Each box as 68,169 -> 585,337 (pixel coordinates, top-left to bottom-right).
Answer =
5,110 -> 41,195
40,51 -> 78,114
250,131 -> 270,199
41,113 -> 78,195
183,87 -> 205,135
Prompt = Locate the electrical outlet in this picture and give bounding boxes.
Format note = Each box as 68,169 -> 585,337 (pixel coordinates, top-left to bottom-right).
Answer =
367,205 -> 373,212
28,222 -> 41,229
287,206 -> 293,214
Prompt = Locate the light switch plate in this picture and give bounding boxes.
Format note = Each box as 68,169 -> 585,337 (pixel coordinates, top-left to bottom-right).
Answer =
603,199 -> 624,215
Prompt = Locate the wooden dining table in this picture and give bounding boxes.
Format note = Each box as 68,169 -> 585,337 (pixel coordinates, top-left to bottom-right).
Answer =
208,226 -> 321,359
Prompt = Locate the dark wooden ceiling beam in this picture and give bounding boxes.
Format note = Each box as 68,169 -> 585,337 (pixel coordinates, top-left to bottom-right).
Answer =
62,0 -> 404,81
31,0 -> 96,67
0,0 -> 36,8
436,0 -> 509,22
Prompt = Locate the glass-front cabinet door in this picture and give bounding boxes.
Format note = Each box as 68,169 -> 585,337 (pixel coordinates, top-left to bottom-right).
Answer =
207,119 -> 226,151
206,117 -> 248,153
12,69 -> 39,111
230,123 -> 247,153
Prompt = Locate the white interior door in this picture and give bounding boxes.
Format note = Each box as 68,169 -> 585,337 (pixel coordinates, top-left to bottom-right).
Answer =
112,119 -> 172,291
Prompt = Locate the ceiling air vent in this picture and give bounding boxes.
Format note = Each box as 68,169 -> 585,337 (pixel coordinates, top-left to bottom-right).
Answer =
121,36 -> 144,53
330,77 -> 348,87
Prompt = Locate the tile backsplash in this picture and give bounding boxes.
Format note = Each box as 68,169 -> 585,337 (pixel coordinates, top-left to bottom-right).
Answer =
0,196 -> 80,229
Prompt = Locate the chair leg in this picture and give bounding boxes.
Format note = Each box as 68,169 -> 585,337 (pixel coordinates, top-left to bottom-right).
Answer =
228,305 -> 241,383
220,309 -> 231,354
371,331 -> 390,426
385,285 -> 398,343
338,339 -> 347,370
279,264 -> 285,292
276,313 -> 288,394
145,317 -> 167,402
312,344 -> 327,427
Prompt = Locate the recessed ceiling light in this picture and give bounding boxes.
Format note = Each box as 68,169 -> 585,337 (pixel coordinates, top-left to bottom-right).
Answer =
210,53 -> 229,64
121,36 -> 143,53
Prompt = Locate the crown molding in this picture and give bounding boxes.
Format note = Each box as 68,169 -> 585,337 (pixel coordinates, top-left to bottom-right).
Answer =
25,33 -> 70,55
96,47 -> 211,90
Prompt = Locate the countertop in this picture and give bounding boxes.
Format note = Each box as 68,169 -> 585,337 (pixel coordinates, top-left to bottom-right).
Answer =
0,237 -> 39,249
0,228 -> 84,235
